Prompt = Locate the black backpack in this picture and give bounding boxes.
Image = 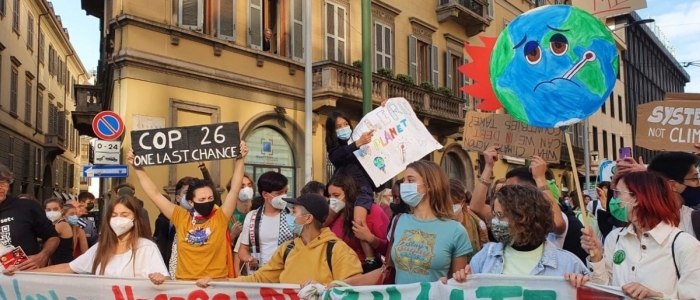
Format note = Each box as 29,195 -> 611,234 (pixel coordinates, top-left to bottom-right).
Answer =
691,210 -> 700,240
283,240 -> 336,273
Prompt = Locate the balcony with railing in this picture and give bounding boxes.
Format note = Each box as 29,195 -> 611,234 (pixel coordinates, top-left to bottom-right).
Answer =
437,0 -> 491,37
72,84 -> 104,137
313,61 -> 466,136
44,134 -> 67,157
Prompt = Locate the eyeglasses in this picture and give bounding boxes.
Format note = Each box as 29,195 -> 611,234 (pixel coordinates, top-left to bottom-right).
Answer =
683,174 -> 700,186
491,210 -> 504,220
612,189 -> 634,198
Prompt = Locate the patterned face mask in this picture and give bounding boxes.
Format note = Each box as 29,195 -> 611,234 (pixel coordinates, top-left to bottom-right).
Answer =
491,217 -> 513,245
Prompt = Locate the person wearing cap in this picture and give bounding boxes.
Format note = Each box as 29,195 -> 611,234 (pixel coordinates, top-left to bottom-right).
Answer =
117,187 -> 152,234
196,193 -> 362,286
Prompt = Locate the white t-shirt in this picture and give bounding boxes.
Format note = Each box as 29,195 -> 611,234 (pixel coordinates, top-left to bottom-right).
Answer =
239,210 -> 281,266
586,200 -> 606,217
69,238 -> 169,278
546,212 -> 569,249
679,205 -> 697,238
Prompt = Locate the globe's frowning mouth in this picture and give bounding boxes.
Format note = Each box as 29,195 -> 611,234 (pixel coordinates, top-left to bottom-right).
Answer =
533,50 -> 596,92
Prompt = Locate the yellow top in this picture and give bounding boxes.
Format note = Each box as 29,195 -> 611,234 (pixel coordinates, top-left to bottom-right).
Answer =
502,244 -> 544,275
172,206 -> 230,280
232,228 -> 363,284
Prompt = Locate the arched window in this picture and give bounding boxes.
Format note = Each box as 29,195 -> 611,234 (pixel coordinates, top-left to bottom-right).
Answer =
244,127 -> 297,196
441,152 -> 465,182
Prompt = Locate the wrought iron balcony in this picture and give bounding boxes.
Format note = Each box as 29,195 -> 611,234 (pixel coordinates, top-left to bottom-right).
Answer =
437,0 -> 491,37
72,84 -> 104,137
312,61 -> 466,136
44,133 -> 66,157
560,143 -> 585,166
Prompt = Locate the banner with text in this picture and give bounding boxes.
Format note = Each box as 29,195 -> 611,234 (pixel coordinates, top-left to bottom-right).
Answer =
636,94 -> 700,152
462,111 -> 564,163
350,98 -> 443,187
0,273 -> 629,300
323,275 -> 626,300
131,122 -> 240,167
572,0 -> 647,20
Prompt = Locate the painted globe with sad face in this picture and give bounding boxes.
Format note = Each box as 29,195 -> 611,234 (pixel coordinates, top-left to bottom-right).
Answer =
490,5 -> 619,128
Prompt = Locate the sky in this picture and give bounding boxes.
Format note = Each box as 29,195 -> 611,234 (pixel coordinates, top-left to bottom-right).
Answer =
53,0 -> 698,91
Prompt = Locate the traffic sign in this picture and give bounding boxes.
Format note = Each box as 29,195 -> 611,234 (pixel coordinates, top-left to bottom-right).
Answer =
92,140 -> 121,165
82,165 -> 129,178
92,111 -> 125,141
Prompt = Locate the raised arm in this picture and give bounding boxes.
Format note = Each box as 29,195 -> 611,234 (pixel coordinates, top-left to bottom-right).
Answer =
221,141 -> 248,219
530,156 -> 567,235
471,146 -> 499,223
198,162 -> 222,206
127,150 -> 177,219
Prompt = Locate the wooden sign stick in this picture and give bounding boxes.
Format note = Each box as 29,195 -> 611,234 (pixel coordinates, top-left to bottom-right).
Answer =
565,132 -> 595,257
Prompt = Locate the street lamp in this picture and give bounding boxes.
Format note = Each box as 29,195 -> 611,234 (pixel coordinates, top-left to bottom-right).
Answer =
582,18 -> 655,193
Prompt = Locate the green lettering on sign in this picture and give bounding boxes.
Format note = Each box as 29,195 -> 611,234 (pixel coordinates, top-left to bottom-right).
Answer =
523,289 -> 557,300
475,286 -> 523,300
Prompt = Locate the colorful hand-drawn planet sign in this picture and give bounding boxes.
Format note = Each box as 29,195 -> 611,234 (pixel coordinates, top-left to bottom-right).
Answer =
490,5 -> 618,128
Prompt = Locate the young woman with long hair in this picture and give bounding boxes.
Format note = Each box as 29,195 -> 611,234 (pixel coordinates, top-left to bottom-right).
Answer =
449,179 -> 488,258
5,196 -> 169,284
327,174 -> 389,273
582,171 -> 700,299
43,198 -> 79,265
63,203 -> 89,258
344,160 -> 472,285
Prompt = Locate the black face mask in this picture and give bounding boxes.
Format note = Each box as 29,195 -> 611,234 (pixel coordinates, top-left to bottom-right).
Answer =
390,202 -> 409,215
193,201 -> 215,216
86,203 -> 95,211
680,185 -> 700,207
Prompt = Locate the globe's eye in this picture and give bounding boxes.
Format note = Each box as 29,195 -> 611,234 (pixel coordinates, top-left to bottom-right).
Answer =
549,33 -> 568,56
523,41 -> 541,65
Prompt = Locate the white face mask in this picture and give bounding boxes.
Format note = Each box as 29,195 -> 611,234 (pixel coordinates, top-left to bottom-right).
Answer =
46,211 -> 62,222
110,217 -> 135,236
271,195 -> 288,210
453,204 -> 462,214
329,197 -> 346,213
239,187 -> 254,202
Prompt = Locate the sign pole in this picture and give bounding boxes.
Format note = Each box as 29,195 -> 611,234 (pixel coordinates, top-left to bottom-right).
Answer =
565,132 -> 595,257
304,0 -> 313,183
584,118 -> 591,192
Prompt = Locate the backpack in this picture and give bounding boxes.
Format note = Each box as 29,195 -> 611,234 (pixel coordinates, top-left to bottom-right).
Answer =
283,240 -> 336,273
615,228 -> 684,279
691,210 -> 700,240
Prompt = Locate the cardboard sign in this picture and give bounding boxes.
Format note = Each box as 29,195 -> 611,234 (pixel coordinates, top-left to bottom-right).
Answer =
131,122 -> 240,167
463,111 -> 564,163
635,96 -> 700,152
572,0 -> 647,19
0,246 -> 27,269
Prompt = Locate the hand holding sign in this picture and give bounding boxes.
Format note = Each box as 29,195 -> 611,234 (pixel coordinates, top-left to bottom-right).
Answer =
529,156 -> 548,181
483,146 -> 500,168
356,130 -> 375,147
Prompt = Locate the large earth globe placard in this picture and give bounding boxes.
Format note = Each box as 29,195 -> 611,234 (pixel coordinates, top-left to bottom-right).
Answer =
490,5 -> 619,128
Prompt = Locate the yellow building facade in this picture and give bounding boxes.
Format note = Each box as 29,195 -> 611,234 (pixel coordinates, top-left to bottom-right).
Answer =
77,0 -> 582,225
0,0 -> 87,201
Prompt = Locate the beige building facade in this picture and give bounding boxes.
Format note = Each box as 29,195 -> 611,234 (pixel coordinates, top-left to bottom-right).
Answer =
0,0 -> 87,201
77,0 -> 582,226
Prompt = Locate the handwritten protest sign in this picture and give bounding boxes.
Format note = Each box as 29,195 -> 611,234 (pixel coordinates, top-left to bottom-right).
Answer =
636,94 -> 700,152
572,0 -> 647,19
462,111 -> 564,163
2,273 -> 626,300
598,160 -> 616,182
350,97 -> 443,187
131,122 -> 240,167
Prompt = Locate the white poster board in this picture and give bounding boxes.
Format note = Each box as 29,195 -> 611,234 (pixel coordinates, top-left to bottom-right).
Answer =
351,97 -> 443,187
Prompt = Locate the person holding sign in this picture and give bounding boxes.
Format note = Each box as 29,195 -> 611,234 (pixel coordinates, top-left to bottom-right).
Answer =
3,196 -> 170,285
324,111 -> 378,272
127,141 -> 249,281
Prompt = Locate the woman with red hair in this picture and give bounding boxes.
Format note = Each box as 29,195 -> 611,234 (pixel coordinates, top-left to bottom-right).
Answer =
581,171 -> 700,299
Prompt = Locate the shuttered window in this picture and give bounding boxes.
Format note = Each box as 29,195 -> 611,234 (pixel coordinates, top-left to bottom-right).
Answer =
36,91 -> 43,133
25,79 -> 32,124
12,0 -> 19,33
325,2 -> 346,63
408,35 -> 417,83
444,51 -> 462,97
462,57 -> 469,100
38,31 -> 45,63
248,0 -> 263,50
374,22 -> 392,70
178,0 -> 203,31
27,14 -> 34,50
216,0 -> 236,41
10,67 -> 18,116
431,45 -> 438,87
290,0 -> 304,61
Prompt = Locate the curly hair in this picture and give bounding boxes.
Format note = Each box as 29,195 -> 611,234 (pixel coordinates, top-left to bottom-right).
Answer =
494,185 -> 554,246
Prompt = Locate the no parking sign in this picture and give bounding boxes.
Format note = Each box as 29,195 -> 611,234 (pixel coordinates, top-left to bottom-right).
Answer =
92,111 -> 124,141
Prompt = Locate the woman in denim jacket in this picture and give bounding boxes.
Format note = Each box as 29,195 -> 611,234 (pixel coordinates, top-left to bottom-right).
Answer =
443,185 -> 590,287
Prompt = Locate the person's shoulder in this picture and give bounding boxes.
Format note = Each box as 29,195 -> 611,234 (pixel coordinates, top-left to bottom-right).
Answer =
674,230 -> 700,249
136,238 -> 159,249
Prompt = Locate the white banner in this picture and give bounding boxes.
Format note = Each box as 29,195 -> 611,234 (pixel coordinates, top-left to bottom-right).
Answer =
0,273 -> 628,300
350,97 -> 443,187
322,275 -> 627,300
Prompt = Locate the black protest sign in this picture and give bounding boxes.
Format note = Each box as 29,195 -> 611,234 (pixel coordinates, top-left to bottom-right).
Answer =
131,122 -> 240,167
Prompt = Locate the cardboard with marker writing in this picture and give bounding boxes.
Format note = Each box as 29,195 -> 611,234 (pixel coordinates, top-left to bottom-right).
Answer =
131,122 -> 240,167
462,111 -> 564,163
636,93 -> 700,152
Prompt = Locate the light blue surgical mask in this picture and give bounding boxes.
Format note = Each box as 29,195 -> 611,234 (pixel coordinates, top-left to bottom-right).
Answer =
67,215 -> 80,225
336,127 -> 352,140
284,214 -> 304,235
400,183 -> 424,207
179,193 -> 192,210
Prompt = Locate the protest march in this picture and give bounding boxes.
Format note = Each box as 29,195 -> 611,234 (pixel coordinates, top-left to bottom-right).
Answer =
0,2 -> 699,300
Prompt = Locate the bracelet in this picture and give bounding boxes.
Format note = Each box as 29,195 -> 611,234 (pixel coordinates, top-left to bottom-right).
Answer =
537,185 -> 549,192
478,177 -> 491,186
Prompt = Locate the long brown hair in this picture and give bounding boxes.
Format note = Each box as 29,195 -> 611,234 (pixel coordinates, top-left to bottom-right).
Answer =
406,160 -> 453,220
91,196 -> 151,275
328,174 -> 358,239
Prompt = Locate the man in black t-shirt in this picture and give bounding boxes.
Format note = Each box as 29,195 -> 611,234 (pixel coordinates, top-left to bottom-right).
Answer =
0,163 -> 58,270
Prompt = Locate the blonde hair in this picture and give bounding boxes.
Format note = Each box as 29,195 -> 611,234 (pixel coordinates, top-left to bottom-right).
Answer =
374,188 -> 392,205
405,160 -> 453,220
